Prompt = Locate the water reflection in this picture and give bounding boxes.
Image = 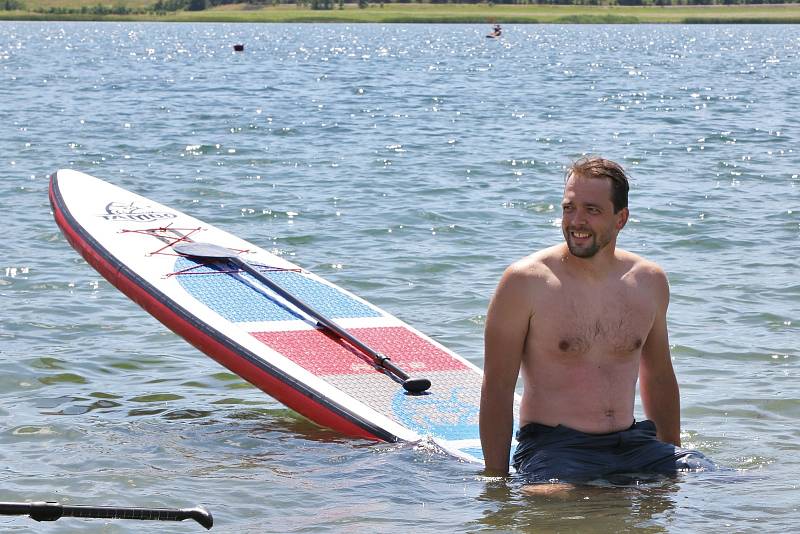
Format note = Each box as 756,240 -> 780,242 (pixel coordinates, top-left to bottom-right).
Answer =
475,478 -> 680,532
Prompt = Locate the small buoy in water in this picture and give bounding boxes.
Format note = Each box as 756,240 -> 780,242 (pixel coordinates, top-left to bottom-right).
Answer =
233,44 -> 244,52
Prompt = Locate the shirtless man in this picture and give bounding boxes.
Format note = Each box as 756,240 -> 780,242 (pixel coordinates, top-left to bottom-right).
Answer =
479,156 -> 712,484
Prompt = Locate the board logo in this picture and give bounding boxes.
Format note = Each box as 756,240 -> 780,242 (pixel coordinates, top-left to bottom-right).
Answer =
101,202 -> 177,222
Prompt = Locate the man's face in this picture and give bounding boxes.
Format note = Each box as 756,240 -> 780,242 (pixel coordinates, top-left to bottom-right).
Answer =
561,175 -> 627,258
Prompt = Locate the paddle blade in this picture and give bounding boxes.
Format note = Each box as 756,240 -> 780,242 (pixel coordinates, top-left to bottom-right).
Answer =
174,242 -> 237,260
183,507 -> 214,530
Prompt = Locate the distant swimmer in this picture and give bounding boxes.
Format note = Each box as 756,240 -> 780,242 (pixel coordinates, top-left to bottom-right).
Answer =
479,156 -> 716,491
487,24 -> 502,39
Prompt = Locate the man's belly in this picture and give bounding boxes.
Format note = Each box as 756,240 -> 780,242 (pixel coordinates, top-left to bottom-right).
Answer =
519,389 -> 636,434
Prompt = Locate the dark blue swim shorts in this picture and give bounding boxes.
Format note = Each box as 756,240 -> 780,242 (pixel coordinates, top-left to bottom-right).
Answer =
513,419 -> 715,483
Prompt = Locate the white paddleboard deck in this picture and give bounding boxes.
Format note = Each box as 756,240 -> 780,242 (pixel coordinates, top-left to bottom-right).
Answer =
50,169 -> 519,464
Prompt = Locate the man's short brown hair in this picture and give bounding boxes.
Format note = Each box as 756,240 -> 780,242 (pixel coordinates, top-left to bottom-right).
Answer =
566,156 -> 630,213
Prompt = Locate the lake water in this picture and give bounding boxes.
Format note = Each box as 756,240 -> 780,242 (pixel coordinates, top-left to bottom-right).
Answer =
1,21 -> 798,532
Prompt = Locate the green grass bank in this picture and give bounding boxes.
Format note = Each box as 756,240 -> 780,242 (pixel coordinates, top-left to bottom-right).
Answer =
4,2 -> 800,23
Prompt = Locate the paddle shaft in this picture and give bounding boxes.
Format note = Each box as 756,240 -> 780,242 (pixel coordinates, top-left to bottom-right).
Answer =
230,258 -> 417,383
172,241 -> 430,393
0,502 -> 213,529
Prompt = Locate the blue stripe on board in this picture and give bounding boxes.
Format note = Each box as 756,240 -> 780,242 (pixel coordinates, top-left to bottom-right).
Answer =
174,257 -> 381,322
391,386 -> 480,441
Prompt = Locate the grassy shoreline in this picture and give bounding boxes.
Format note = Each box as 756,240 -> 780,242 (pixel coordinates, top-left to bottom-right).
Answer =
4,3 -> 800,24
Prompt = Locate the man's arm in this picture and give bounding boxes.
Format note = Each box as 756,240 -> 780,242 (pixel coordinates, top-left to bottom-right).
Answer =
480,264 -> 533,475
639,266 -> 681,446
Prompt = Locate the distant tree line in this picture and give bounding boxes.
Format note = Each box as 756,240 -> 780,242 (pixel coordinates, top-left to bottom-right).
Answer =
6,0 -> 800,15
197,0 -> 800,4
1,1 -> 148,13
160,0 -> 800,10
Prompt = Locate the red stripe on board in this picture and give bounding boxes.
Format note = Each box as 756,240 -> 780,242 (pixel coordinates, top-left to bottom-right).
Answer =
251,327 -> 467,376
49,175 -> 387,442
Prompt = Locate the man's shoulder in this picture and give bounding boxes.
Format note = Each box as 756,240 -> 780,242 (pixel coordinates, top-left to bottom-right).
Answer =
617,249 -> 668,286
507,245 -> 563,279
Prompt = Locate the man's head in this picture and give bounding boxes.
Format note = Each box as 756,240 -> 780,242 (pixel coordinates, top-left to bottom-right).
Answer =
561,156 -> 631,259
566,156 -> 629,213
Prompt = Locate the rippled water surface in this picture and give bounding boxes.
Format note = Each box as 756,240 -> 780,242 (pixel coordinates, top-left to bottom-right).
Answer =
1,22 -> 798,532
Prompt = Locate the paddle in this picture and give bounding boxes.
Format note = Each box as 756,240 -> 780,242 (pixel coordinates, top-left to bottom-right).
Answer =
0,501 -> 213,529
173,242 -> 432,394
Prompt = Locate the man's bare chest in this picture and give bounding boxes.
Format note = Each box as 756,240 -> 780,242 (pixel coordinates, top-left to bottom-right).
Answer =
530,283 -> 655,358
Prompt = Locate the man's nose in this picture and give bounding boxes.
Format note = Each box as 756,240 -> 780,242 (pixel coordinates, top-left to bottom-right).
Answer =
573,208 -> 588,224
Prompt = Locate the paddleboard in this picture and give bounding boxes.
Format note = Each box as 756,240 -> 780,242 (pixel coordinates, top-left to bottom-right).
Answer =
49,170 -> 520,464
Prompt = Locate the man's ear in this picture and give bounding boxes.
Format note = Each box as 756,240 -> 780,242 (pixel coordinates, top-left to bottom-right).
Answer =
616,207 -> 629,231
